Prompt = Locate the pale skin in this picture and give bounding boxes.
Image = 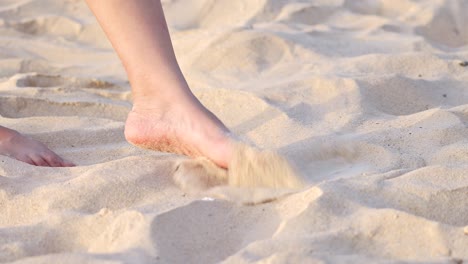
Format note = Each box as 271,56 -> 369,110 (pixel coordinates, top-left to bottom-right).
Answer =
0,126 -> 74,167
0,0 -> 233,168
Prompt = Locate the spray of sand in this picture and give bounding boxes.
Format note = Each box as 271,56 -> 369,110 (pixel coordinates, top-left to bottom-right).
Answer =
173,143 -> 305,204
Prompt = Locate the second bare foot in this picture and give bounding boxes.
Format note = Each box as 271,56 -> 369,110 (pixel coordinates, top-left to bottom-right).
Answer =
0,126 -> 75,167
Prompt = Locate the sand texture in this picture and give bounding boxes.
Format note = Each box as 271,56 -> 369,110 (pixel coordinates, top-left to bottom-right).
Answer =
1,0 -> 468,263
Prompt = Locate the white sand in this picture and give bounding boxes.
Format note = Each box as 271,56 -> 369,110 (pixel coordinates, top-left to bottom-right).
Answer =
1,0 -> 467,263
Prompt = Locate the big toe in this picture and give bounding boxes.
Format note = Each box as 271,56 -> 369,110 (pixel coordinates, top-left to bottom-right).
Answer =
61,159 -> 76,167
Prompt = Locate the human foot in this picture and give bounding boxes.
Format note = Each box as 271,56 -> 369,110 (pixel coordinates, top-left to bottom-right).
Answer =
124,96 -> 234,168
0,126 -> 75,167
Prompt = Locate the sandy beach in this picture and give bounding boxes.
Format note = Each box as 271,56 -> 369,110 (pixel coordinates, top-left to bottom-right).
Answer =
0,0 -> 467,263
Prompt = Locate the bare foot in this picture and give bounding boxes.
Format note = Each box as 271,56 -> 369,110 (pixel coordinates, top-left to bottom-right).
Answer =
0,126 -> 75,167
86,0 -> 235,168
124,94 -> 233,168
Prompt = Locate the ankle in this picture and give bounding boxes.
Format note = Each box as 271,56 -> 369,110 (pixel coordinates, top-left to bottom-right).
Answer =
132,86 -> 196,110
129,69 -> 192,101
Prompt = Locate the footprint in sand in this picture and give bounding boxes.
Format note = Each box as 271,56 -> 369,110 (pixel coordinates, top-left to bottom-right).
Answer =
0,73 -> 130,120
8,16 -> 82,39
13,73 -> 114,89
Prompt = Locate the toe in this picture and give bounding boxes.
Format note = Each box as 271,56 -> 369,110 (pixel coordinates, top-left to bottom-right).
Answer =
30,154 -> 50,167
43,152 -> 65,167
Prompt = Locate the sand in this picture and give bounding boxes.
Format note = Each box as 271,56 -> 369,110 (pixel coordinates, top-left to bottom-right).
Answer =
0,0 -> 467,263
